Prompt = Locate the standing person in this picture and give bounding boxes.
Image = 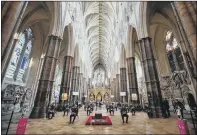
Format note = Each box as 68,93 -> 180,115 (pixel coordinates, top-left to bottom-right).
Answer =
96,101 -> 98,111
131,105 -> 136,116
106,104 -> 110,112
164,98 -> 171,117
115,103 -> 118,111
99,101 -> 102,109
176,105 -> 181,119
75,100 -> 79,107
84,102 -> 87,111
63,104 -> 70,116
161,100 -> 167,118
87,104 -> 91,116
175,99 -> 185,119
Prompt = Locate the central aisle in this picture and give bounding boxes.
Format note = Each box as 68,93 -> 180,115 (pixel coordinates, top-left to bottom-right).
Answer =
26,105 -> 183,134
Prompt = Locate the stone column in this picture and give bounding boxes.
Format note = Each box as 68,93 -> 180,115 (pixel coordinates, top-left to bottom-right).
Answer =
78,73 -> 83,102
174,2 -> 196,60
83,78 -> 86,100
113,78 -> 116,102
70,66 -> 79,104
76,67 -> 80,101
2,2 -> 28,57
139,37 -> 163,118
59,56 -> 73,105
120,68 -> 128,103
116,74 -> 120,102
110,80 -> 113,101
30,35 -> 62,118
1,2 -> 28,82
127,57 -> 140,104
114,78 -> 117,102
84,78 -> 88,101
81,76 -> 85,103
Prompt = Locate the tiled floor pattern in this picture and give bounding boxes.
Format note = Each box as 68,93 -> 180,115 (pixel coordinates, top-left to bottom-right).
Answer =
26,107 -> 194,134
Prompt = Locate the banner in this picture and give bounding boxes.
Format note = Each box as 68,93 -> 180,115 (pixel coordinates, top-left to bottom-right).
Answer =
73,92 -> 79,95
16,117 -> 28,135
132,94 -> 138,100
61,93 -> 68,100
120,92 -> 126,96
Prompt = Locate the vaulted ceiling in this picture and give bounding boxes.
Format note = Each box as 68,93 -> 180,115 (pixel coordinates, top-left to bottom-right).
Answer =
83,2 -> 117,71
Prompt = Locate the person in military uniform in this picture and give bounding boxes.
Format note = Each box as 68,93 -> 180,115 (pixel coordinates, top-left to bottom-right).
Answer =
120,104 -> 129,123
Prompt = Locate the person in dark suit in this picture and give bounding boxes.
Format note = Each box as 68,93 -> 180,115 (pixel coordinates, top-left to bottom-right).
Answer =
164,98 -> 170,117
47,103 -> 55,119
63,104 -> 70,116
120,105 -> 129,123
69,105 -> 78,124
87,104 -> 91,116
109,104 -> 115,115
131,105 -> 136,115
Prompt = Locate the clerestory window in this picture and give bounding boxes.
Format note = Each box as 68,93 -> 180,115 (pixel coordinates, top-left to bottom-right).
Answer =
5,28 -> 34,83
165,31 -> 184,72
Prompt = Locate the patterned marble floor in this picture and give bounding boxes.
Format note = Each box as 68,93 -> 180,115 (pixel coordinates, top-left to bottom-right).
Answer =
26,106 -> 194,134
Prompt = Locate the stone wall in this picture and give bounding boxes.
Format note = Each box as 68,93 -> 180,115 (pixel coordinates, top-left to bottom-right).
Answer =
1,84 -> 32,134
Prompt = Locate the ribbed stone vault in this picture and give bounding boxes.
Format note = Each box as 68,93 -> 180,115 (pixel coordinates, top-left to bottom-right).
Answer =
84,2 -> 117,71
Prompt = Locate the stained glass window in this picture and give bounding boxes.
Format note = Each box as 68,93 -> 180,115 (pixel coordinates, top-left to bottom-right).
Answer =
165,31 -> 184,72
5,28 -> 34,83
16,28 -> 34,82
5,33 -> 25,79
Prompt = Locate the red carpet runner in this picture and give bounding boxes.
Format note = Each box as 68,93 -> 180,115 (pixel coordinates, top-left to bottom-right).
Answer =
85,116 -> 112,125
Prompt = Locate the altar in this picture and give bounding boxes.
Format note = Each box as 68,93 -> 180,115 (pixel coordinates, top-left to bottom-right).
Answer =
89,88 -> 110,102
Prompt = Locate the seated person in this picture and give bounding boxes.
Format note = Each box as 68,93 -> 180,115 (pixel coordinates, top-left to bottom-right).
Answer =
63,104 -> 70,116
87,104 -> 91,116
109,105 -> 115,115
106,105 -> 110,112
125,104 -> 129,113
114,103 -> 118,111
75,100 -> 79,107
120,105 -> 129,123
69,106 -> 78,124
47,104 -> 55,119
117,102 -> 121,108
146,107 -> 153,118
90,104 -> 94,112
131,106 -> 136,115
